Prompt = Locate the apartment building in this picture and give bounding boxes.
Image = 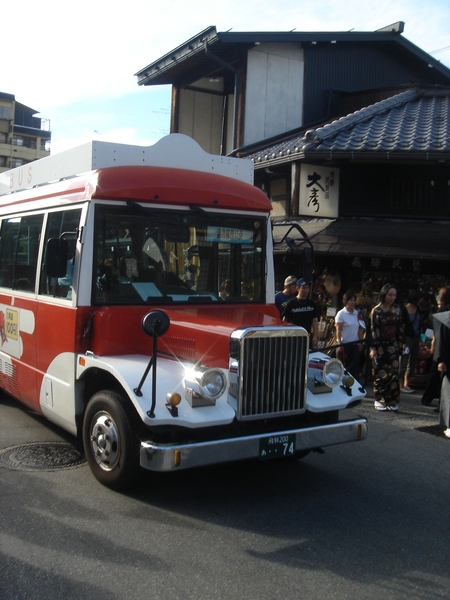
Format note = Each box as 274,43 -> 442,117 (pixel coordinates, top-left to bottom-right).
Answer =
0,92 -> 51,173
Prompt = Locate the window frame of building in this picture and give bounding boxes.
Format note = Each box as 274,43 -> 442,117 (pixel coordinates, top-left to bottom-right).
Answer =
0,106 -> 11,120
10,158 -> 24,169
12,134 -> 37,150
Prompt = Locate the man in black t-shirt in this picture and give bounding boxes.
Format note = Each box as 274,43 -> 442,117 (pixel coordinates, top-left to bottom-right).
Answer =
283,278 -> 320,348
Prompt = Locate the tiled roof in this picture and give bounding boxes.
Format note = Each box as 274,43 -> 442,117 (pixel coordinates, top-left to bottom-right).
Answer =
244,88 -> 450,165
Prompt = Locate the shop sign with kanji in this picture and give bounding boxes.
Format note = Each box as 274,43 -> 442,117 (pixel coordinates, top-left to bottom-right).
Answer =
299,165 -> 339,218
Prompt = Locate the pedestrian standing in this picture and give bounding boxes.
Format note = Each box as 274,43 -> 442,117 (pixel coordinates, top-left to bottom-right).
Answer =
432,310 -> 450,438
421,286 -> 450,406
400,289 -> 424,393
369,283 -> 406,411
335,290 -> 362,379
283,278 -> 320,348
274,275 -> 298,318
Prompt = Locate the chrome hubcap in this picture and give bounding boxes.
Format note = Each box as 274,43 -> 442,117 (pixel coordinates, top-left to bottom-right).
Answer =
89,412 -> 120,471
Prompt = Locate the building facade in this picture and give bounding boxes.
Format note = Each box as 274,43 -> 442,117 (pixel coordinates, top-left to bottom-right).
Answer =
0,92 -> 51,174
135,24 -> 450,318
242,87 -> 450,318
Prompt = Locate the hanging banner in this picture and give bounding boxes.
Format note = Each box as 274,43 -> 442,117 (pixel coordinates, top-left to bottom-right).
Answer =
299,165 -> 339,218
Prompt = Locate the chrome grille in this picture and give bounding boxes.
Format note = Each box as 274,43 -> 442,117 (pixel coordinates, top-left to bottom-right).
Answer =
231,328 -> 309,420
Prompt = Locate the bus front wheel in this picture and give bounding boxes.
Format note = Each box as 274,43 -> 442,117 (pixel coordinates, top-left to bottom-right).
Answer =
82,390 -> 140,490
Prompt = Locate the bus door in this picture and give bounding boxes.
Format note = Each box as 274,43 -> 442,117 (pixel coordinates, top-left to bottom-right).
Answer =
0,212 -> 44,407
36,208 -> 83,426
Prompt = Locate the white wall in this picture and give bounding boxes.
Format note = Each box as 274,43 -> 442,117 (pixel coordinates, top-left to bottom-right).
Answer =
244,44 -> 304,146
178,87 -> 225,155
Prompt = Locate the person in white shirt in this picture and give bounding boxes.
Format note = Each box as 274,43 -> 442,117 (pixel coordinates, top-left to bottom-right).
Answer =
335,291 -> 362,378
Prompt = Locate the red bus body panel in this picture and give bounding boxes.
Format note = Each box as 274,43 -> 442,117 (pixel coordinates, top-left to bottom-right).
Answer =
88,304 -> 282,369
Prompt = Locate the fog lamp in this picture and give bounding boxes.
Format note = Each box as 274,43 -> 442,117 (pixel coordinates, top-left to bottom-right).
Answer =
184,367 -> 226,407
322,358 -> 344,387
199,369 -> 225,399
308,357 -> 344,393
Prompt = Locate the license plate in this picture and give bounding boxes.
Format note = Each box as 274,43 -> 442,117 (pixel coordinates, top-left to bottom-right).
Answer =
259,434 -> 296,460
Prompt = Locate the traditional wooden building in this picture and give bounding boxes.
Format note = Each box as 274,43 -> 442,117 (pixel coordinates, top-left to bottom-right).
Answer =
136,24 -> 450,311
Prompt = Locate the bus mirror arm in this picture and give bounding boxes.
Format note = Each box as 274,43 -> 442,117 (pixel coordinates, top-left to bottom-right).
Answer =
134,311 -> 170,418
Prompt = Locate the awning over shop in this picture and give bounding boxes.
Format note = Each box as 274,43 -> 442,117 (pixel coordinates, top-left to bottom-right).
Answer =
272,217 -> 450,260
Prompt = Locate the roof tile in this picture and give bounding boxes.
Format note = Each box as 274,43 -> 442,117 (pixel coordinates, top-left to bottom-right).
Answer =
245,87 -> 450,163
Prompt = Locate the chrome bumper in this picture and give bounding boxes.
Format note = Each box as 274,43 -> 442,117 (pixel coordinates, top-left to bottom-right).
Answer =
140,417 -> 368,472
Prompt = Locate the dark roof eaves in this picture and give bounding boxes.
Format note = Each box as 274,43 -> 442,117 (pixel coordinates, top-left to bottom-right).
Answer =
135,27 -> 450,85
216,30 -> 413,45
252,149 -> 450,168
135,26 -> 219,82
392,34 -> 450,78
219,30 -> 450,77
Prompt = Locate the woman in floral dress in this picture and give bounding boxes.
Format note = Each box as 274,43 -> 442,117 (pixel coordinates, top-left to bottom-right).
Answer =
369,284 -> 405,411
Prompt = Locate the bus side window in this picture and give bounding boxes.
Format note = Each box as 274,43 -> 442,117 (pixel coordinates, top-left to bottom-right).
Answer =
0,214 -> 44,291
39,209 -> 81,298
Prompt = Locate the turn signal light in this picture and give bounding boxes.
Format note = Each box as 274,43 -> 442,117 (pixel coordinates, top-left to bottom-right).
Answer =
344,375 -> 355,388
167,392 -> 182,406
165,393 -> 181,417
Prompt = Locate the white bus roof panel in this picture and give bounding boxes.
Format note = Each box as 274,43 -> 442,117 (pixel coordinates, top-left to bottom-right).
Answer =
0,134 -> 254,196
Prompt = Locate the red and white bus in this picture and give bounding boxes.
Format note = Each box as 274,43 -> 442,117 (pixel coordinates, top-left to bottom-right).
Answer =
0,134 -> 367,489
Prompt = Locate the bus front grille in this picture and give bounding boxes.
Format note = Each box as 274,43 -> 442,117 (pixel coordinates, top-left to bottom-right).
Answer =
230,328 -> 309,421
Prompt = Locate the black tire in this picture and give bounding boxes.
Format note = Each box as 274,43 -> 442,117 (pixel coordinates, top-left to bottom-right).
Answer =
82,390 -> 140,490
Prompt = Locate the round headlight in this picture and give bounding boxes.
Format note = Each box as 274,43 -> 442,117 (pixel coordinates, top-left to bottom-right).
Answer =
199,369 -> 226,399
322,359 -> 344,387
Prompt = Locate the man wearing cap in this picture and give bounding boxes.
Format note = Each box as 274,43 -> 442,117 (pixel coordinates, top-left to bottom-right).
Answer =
283,278 -> 320,348
274,275 -> 298,318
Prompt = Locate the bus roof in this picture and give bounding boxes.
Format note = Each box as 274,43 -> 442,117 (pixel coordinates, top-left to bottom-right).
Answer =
0,134 -> 255,196
0,166 -> 271,213
91,166 -> 272,212
0,138 -> 271,214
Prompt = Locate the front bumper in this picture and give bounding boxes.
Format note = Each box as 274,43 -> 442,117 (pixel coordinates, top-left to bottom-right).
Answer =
140,417 -> 368,472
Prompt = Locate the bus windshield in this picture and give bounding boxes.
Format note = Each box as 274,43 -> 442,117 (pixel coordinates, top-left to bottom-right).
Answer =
93,205 -> 266,305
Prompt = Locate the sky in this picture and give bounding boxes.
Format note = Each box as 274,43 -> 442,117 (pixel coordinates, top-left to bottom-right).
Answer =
3,0 -> 450,155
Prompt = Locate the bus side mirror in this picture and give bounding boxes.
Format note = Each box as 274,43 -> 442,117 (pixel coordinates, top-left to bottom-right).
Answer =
46,238 -> 68,277
142,310 -> 170,338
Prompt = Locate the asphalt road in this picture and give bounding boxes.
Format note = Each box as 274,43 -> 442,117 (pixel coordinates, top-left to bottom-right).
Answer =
0,388 -> 449,600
